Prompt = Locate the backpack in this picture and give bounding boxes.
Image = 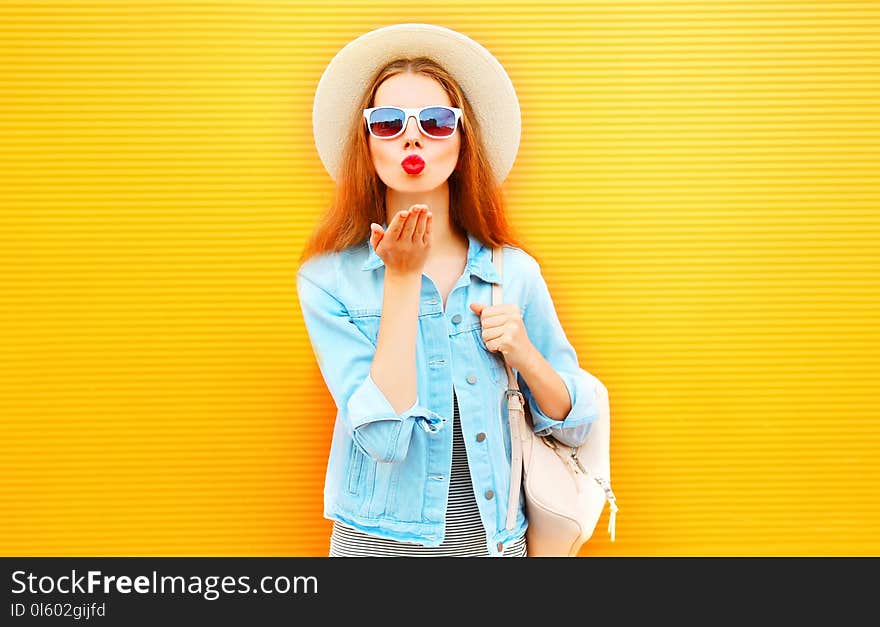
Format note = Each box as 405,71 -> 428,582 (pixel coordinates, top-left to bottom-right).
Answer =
493,245 -> 618,557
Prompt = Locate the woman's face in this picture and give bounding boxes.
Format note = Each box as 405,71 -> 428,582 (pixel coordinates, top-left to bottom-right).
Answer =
367,72 -> 461,194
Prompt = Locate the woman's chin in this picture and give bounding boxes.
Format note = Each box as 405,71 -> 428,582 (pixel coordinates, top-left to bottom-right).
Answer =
386,176 -> 441,193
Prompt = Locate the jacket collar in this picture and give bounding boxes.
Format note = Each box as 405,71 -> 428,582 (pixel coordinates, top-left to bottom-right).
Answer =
360,226 -> 502,285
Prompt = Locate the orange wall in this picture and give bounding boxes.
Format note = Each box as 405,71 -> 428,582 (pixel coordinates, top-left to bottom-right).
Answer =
2,1 -> 878,556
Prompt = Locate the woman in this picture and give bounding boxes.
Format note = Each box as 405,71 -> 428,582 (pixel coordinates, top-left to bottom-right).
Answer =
297,24 -> 603,557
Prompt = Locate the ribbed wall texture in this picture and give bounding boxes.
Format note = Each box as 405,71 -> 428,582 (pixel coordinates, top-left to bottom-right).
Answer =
2,1 -> 878,557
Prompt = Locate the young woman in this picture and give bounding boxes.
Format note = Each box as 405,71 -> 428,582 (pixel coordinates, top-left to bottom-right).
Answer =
297,24 -> 603,557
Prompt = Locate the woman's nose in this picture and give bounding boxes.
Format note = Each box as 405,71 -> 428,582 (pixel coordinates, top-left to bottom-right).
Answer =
402,115 -> 422,145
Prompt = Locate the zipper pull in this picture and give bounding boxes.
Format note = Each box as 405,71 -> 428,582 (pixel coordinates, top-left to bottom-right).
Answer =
571,448 -> 587,474
594,476 -> 619,542
563,453 -> 582,480
608,501 -> 618,542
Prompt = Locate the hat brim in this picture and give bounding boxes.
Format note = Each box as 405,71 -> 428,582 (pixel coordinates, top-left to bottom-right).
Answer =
312,23 -> 521,185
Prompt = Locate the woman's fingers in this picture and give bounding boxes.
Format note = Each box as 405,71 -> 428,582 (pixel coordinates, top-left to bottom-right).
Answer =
412,207 -> 428,243
386,209 -> 409,240
423,211 -> 432,245
381,206 -> 430,245
401,205 -> 423,241
369,223 -> 384,250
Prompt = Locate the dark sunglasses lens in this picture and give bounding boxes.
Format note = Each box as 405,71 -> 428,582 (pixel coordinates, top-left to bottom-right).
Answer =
368,108 -> 404,137
419,107 -> 457,137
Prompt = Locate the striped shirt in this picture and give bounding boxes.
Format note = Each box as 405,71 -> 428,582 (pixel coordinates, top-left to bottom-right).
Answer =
329,390 -> 527,557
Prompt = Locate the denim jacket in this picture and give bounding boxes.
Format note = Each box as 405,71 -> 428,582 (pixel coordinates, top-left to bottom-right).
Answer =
296,229 -> 603,556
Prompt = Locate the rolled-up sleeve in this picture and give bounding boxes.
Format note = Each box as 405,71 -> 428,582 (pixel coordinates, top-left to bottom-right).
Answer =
517,260 -> 601,448
296,269 -> 444,463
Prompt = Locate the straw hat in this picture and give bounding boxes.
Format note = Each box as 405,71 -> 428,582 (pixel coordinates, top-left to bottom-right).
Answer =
311,23 -> 521,185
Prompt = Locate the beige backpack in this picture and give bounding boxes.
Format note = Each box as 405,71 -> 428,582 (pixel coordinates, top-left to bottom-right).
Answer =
492,245 -> 618,557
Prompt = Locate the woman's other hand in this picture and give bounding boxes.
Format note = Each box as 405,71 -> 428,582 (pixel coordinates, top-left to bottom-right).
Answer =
469,301 -> 538,373
370,205 -> 432,277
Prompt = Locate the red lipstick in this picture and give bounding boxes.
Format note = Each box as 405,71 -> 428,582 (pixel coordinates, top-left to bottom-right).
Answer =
401,154 -> 425,174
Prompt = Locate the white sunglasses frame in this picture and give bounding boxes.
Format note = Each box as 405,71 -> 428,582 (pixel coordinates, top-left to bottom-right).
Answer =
362,106 -> 463,140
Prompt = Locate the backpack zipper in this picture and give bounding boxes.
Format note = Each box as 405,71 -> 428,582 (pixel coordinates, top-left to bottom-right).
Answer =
571,447 -> 587,474
594,475 -> 619,542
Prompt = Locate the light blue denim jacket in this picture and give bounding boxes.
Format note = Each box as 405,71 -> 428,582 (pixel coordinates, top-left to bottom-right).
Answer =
296,229 -> 602,556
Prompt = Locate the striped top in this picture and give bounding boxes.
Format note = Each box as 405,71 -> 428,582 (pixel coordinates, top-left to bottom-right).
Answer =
329,390 -> 527,557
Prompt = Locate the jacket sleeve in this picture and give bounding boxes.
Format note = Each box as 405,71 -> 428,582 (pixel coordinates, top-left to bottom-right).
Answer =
516,260 -> 601,448
296,269 -> 445,463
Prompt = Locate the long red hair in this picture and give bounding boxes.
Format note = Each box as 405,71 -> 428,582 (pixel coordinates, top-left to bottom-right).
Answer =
298,56 -> 535,267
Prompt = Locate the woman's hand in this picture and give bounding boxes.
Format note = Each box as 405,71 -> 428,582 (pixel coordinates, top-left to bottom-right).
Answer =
370,205 -> 432,277
469,302 -> 538,373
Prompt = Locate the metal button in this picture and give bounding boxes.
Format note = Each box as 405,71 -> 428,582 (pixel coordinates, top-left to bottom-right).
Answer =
497,541 -> 504,552
485,489 -> 494,500
426,298 -> 438,305
451,313 -> 462,324
466,374 -> 477,384
476,432 -> 486,442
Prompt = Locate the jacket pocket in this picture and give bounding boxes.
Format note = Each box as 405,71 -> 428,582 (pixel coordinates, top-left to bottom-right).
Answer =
349,309 -> 383,347
350,308 -> 438,348
471,328 -> 508,385
346,443 -> 366,495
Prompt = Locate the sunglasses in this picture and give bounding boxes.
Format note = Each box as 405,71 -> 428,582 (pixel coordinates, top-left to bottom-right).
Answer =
363,105 -> 463,140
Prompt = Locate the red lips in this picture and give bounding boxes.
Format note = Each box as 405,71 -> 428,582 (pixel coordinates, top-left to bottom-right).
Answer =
401,154 -> 425,174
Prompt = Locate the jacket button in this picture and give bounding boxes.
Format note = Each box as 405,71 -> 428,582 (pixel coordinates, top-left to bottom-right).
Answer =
451,313 -> 462,324
467,374 -> 477,384
427,298 -> 438,305
476,432 -> 486,442
497,541 -> 504,552
485,489 -> 494,500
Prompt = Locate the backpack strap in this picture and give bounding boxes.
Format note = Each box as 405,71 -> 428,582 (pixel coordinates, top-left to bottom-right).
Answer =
491,245 -> 526,531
